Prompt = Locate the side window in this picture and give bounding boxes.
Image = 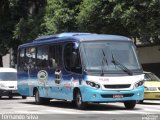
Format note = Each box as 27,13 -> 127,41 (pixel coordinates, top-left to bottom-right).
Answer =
49,45 -> 62,69
64,43 -> 82,74
18,48 -> 25,70
37,46 -> 49,69
26,47 -> 36,69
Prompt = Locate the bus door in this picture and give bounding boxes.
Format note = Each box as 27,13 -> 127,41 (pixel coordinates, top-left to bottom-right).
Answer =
63,42 -> 83,100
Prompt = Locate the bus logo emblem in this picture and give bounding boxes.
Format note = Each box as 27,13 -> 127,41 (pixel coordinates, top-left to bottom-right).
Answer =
37,70 -> 48,83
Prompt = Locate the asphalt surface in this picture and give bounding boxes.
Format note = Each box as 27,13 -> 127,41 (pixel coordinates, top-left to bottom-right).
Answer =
0,96 -> 160,120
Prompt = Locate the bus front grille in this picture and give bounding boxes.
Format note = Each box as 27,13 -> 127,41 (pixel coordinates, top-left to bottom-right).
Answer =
9,86 -> 14,88
104,84 -> 131,89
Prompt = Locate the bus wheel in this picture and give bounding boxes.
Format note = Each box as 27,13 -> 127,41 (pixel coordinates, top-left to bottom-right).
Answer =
124,100 -> 136,109
137,100 -> 143,104
9,96 -> 13,99
35,90 -> 50,105
75,90 -> 87,110
35,90 -> 43,105
22,96 -> 27,99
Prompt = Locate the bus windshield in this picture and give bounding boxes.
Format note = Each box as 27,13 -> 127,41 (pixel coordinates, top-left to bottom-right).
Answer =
0,72 -> 17,81
81,41 -> 141,74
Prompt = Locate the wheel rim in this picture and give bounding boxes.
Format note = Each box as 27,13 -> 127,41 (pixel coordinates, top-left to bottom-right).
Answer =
35,91 -> 39,103
76,93 -> 82,106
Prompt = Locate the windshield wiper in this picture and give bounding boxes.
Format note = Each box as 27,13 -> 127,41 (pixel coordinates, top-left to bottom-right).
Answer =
101,49 -> 108,76
111,52 -> 133,76
102,49 -> 109,66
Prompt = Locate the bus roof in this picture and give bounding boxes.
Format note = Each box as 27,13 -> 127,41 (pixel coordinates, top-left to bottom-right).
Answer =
19,33 -> 131,48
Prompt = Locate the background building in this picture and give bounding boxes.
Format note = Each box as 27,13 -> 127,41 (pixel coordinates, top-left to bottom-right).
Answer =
138,45 -> 160,77
2,54 -> 10,68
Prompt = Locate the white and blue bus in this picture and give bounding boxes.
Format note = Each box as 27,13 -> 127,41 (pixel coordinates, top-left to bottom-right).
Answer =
17,33 -> 144,109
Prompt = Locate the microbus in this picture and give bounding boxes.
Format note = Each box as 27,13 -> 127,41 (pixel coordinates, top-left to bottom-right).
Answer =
0,68 -> 26,99
17,33 -> 144,109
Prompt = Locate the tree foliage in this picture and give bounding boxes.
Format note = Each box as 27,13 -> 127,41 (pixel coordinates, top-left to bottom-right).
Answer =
77,0 -> 160,44
0,0 -> 13,56
112,0 -> 160,44
13,0 -> 47,42
42,0 -> 81,35
77,0 -> 129,35
0,0 -> 46,66
0,0 -> 160,66
0,0 -> 19,66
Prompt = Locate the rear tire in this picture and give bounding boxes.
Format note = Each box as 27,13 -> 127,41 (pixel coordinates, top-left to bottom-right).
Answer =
35,90 -> 50,105
124,100 -> 136,109
22,96 -> 27,99
137,100 -> 143,104
75,90 -> 87,110
9,96 -> 13,99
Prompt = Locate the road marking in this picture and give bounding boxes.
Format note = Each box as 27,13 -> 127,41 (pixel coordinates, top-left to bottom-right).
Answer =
143,108 -> 160,113
12,105 -> 41,109
1,99 -> 160,114
43,109 -> 83,114
15,111 -> 42,114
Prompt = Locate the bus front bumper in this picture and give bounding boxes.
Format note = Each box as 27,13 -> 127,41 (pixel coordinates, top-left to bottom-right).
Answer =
0,89 -> 20,96
81,87 -> 144,102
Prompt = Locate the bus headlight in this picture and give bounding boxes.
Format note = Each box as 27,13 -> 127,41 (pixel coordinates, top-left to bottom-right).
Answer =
0,83 -> 6,88
144,86 -> 149,91
135,80 -> 144,88
86,81 -> 100,89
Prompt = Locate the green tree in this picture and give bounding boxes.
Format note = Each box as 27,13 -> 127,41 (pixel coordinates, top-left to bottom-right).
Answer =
0,0 -> 47,67
43,0 -> 81,35
14,0 -> 47,42
0,0 -> 16,67
11,0 -> 47,67
1,0 -> 159,68
113,0 -> 160,44
77,0 -> 129,35
77,0 -> 160,44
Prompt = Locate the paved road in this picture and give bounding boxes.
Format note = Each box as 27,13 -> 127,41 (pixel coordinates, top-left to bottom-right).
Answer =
0,97 -> 159,120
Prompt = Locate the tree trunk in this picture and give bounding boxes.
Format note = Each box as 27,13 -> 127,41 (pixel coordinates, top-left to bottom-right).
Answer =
0,55 -> 3,67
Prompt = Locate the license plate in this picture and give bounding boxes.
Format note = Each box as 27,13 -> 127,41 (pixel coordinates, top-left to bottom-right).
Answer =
113,94 -> 123,98
12,90 -> 18,93
149,87 -> 157,91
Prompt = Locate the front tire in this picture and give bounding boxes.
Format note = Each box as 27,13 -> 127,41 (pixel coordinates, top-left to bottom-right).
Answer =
9,96 -> 13,99
124,100 -> 136,109
22,96 -> 27,99
137,100 -> 143,104
35,90 -> 50,105
75,90 -> 87,110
